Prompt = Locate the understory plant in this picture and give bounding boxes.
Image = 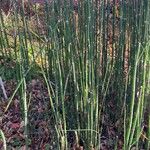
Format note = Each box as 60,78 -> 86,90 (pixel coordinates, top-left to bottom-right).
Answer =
0,0 -> 149,149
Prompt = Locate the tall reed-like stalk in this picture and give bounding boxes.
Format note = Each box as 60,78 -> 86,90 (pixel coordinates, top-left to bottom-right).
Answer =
0,0 -> 149,149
